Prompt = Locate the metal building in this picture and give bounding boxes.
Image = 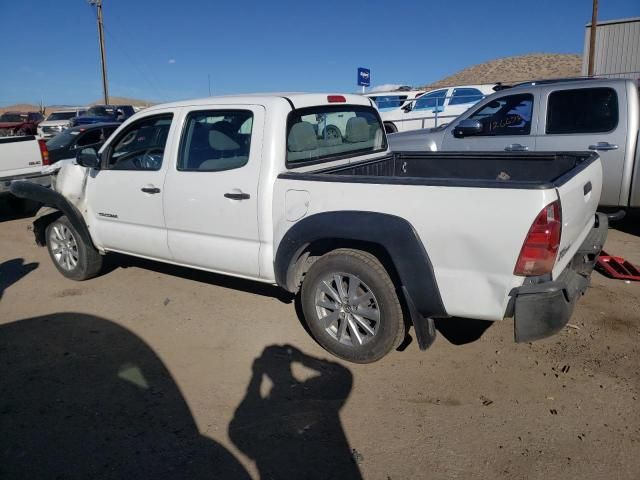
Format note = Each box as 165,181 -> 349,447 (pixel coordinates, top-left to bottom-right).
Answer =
582,17 -> 640,80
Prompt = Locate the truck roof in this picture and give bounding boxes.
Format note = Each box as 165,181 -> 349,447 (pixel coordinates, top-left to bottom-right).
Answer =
143,93 -> 374,113
511,77 -> 633,90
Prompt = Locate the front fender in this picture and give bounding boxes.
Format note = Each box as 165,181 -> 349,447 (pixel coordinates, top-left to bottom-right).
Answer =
9,180 -> 96,250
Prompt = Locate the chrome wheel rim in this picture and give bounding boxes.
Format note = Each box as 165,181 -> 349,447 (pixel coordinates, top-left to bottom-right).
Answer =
314,273 -> 380,347
49,223 -> 79,271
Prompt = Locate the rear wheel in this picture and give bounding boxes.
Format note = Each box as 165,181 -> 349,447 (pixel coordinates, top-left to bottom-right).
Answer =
301,248 -> 405,363
46,216 -> 103,280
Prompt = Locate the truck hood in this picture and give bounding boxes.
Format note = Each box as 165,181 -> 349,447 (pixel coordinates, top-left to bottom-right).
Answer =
387,127 -> 446,152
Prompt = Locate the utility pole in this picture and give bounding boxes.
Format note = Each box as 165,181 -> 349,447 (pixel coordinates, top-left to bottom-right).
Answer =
587,0 -> 599,77
89,0 -> 109,104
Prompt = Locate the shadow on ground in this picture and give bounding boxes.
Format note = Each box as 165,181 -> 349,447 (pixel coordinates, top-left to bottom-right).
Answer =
109,253 -> 294,304
229,345 -> 361,479
0,258 -> 38,300
434,317 -> 494,345
0,314 -> 360,479
0,196 -> 39,223
610,209 -> 640,237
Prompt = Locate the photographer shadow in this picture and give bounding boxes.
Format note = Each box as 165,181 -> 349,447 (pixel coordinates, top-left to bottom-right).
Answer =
0,313 -> 251,479
229,345 -> 362,480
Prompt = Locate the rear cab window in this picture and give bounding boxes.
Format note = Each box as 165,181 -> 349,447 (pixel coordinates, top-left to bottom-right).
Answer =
546,87 -> 618,134
286,105 -> 386,168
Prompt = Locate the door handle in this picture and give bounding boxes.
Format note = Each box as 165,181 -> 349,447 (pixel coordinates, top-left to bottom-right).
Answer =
504,144 -> 529,152
224,192 -> 250,200
588,142 -> 618,151
141,186 -> 161,194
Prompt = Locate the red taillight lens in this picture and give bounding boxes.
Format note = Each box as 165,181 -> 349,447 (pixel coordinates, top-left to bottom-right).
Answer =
327,95 -> 346,103
38,139 -> 50,166
514,201 -> 562,276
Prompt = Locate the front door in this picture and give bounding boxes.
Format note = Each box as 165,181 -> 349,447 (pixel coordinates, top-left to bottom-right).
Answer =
535,85 -> 627,206
85,112 -> 175,259
163,106 -> 264,278
442,92 -> 537,152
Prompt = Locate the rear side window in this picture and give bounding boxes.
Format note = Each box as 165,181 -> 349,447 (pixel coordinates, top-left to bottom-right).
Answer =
413,89 -> 447,111
374,95 -> 408,110
467,93 -> 534,136
286,105 -> 386,167
179,110 -> 253,171
448,88 -> 484,106
76,129 -> 102,147
546,88 -> 618,134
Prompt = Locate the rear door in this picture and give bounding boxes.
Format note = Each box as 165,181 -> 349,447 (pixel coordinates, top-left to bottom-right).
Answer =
163,105 -> 264,278
536,85 -> 627,206
442,91 -> 538,152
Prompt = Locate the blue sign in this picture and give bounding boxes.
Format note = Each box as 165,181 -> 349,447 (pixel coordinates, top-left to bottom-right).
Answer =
357,67 -> 370,87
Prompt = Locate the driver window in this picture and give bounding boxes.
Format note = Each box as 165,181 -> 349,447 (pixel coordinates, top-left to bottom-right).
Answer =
467,93 -> 533,136
107,114 -> 173,171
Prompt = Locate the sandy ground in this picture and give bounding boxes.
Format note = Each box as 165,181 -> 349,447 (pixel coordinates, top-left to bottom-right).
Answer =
1,201 -> 639,479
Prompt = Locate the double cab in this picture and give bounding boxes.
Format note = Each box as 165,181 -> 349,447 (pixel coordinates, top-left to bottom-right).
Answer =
12,93 -> 607,363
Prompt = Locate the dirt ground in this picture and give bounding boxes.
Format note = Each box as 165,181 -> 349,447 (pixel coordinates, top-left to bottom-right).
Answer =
1,201 -> 639,480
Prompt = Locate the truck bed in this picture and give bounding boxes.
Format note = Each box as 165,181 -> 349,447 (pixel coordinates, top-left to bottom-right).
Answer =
282,151 -> 598,190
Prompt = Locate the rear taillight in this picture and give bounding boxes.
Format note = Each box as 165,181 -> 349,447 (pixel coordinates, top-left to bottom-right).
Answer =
514,200 -> 562,276
38,138 -> 50,166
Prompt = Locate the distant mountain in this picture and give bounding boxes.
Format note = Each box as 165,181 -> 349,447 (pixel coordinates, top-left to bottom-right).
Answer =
1,97 -> 154,114
424,53 -> 582,88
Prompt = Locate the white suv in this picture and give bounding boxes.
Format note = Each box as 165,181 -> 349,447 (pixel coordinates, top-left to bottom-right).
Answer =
380,84 -> 499,133
37,108 -> 86,138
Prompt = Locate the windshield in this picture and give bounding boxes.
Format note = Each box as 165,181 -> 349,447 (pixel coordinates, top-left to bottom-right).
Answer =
373,95 -> 408,111
287,105 -> 386,167
46,112 -> 77,121
85,106 -> 116,117
0,113 -> 25,122
45,129 -> 80,149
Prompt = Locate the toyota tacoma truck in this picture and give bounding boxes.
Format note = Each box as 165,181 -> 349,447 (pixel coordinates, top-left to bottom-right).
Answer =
10,93 -> 607,363
387,78 -> 640,216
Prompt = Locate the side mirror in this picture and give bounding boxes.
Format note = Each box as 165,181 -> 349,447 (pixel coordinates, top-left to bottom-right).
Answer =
402,104 -> 412,113
76,147 -> 101,169
453,119 -> 483,138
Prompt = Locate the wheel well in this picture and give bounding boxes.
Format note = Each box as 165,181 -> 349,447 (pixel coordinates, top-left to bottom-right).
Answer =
383,122 -> 397,134
33,210 -> 63,246
287,238 -> 401,294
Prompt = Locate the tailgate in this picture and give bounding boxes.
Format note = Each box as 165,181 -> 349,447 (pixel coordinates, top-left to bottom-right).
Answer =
0,136 -> 43,178
553,154 -> 603,279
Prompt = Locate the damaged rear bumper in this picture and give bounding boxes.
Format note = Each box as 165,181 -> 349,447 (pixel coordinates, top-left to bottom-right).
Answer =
510,213 -> 608,343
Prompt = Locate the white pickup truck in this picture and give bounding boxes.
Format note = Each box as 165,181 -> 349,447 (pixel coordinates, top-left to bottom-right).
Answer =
11,93 -> 607,363
0,136 -> 50,207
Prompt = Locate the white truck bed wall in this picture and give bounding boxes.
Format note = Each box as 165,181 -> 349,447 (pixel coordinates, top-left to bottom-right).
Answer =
0,136 -> 43,179
273,179 -> 559,321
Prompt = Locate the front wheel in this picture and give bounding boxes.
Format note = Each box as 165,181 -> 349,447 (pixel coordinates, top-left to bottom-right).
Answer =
301,249 -> 405,363
46,216 -> 103,280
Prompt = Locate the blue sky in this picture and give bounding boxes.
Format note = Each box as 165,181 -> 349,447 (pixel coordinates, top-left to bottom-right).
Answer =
0,0 -> 638,105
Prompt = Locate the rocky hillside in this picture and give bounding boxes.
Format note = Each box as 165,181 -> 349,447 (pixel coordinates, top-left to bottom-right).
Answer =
424,53 -> 582,88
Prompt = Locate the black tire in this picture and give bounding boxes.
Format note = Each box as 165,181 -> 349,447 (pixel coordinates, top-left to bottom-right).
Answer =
45,215 -> 103,281
384,122 -> 397,134
301,248 -> 405,363
323,125 -> 342,140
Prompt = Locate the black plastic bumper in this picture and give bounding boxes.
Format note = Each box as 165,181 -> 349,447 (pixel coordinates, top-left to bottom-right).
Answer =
510,213 -> 608,343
